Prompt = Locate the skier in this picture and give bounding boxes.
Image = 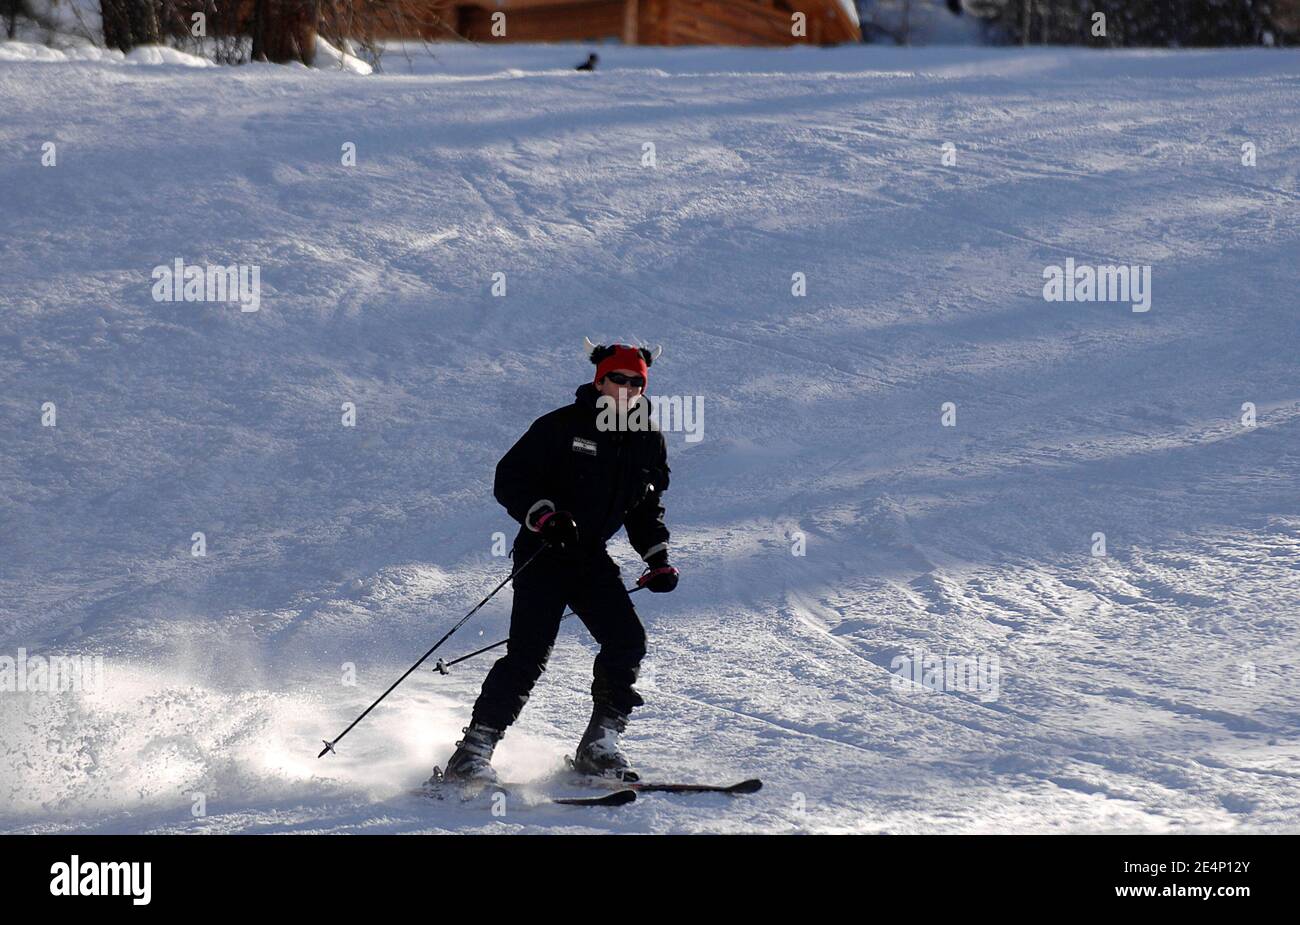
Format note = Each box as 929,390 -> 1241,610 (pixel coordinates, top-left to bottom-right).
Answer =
441,340 -> 679,784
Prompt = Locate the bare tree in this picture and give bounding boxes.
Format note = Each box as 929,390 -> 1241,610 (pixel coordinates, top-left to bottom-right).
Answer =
3,0 -> 25,39
101,0 -> 162,51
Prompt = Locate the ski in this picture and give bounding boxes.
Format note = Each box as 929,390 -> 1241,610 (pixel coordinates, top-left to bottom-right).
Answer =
415,769 -> 637,807
424,785 -> 636,808
574,774 -> 763,795
552,789 -> 637,806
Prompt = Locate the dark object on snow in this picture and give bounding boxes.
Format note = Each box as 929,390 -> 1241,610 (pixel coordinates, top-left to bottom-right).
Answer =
947,0 -> 963,13
576,53 -> 599,71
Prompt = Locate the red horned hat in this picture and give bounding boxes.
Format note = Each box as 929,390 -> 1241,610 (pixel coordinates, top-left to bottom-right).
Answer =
583,338 -> 662,383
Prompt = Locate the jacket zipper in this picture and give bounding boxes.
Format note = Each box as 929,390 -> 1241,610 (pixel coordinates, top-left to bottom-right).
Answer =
598,433 -> 627,533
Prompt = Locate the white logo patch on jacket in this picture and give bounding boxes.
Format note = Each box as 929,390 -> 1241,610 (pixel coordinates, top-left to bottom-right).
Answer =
572,436 -> 597,456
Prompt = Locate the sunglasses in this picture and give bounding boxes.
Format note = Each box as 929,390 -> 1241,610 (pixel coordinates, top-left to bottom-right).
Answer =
604,372 -> 646,388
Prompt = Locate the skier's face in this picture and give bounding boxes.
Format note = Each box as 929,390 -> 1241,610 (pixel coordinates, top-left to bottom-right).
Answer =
597,369 -> 644,409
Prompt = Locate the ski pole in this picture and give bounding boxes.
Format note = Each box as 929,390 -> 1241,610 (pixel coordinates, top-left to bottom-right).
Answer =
431,584 -> 644,675
318,543 -> 549,757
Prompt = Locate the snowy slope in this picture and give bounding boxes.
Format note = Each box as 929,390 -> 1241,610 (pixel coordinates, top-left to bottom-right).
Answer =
1,42 -> 1298,833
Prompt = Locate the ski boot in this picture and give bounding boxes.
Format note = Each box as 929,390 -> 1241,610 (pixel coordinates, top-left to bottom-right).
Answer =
440,720 -> 505,787
572,704 -> 638,782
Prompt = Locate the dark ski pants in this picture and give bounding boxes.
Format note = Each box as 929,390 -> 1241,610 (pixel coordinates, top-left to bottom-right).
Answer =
470,546 -> 647,732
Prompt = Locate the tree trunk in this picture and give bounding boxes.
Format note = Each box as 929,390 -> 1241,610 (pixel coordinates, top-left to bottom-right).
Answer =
252,0 -> 321,65
3,0 -> 23,40
101,0 -> 161,52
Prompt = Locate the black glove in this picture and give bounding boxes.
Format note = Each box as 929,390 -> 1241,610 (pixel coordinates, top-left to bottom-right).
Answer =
637,550 -> 679,593
537,510 -> 579,554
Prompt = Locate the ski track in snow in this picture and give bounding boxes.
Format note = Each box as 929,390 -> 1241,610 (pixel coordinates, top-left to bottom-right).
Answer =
1,43 -> 1298,833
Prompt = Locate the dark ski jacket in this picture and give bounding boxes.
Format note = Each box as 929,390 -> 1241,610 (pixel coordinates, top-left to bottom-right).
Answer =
495,382 -> 671,564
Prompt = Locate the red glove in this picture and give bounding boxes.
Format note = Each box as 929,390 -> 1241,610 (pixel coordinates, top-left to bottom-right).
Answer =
638,551 -> 678,593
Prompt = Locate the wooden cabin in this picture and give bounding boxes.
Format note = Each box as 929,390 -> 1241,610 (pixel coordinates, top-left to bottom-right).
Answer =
375,0 -> 862,46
